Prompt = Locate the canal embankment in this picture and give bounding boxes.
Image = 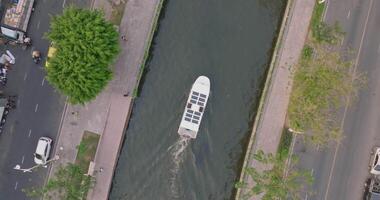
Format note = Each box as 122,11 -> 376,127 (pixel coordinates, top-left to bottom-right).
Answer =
235,0 -> 316,199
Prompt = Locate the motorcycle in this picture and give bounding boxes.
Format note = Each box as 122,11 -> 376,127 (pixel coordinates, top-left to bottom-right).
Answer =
32,50 -> 41,64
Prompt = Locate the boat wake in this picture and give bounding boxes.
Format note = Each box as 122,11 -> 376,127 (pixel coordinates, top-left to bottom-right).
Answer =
167,136 -> 191,198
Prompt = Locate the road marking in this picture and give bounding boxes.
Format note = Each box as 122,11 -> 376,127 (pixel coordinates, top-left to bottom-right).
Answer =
21,156 -> 25,164
28,129 -> 32,137
347,10 -> 351,19
34,104 -> 39,112
14,182 -> 18,190
23,72 -> 27,81
62,0 -> 66,8
311,168 -> 314,176
323,0 -> 330,21
37,20 -> 41,30
324,0 -> 374,199
305,194 -> 308,200
41,78 -> 45,86
17,99 -> 20,107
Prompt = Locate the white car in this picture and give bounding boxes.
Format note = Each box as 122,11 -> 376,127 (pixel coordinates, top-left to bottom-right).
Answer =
34,137 -> 52,165
370,147 -> 380,175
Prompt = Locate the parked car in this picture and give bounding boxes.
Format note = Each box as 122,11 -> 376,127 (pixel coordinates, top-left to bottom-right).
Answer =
371,147 -> 380,176
366,178 -> 380,200
34,137 -> 52,165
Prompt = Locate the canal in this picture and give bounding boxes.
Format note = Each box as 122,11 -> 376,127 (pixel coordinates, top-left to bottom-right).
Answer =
110,0 -> 285,199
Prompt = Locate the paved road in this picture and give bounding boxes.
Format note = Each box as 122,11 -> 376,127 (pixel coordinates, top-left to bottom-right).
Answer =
0,0 -> 91,199
293,0 -> 380,199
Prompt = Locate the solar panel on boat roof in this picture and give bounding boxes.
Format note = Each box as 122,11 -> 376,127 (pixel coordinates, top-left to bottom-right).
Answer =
194,112 -> 201,116
192,120 -> 199,124
186,113 -> 192,118
193,116 -> 200,120
190,99 -> 196,104
191,95 -> 198,100
187,109 -> 193,113
193,91 -> 199,96
198,102 -> 204,106
185,117 -> 191,122
198,98 -> 205,102
200,94 -> 207,98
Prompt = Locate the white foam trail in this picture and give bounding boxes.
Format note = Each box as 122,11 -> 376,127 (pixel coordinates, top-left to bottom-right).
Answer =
168,136 -> 191,198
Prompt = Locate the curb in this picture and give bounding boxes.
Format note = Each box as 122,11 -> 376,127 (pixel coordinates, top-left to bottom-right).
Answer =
234,0 -> 295,199
132,0 -> 165,97
42,97 -> 68,199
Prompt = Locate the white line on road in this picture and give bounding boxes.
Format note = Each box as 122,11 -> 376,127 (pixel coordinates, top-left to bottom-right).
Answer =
41,78 -> 45,86
28,129 -> 32,137
311,168 -> 314,176
347,10 -> 351,19
37,20 -> 41,30
17,99 -> 20,107
324,0 -> 374,199
35,104 -> 39,112
21,155 -> 25,164
23,72 -> 27,81
62,0 -> 66,8
305,194 -> 308,200
14,182 -> 18,190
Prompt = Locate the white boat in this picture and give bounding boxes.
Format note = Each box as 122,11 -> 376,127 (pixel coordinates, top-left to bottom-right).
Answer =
178,76 -> 210,139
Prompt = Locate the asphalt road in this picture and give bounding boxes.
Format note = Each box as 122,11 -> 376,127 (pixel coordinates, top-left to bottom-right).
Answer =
293,0 -> 380,199
0,0 -> 91,199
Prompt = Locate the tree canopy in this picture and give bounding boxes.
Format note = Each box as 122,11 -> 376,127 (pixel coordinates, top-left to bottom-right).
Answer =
236,150 -> 313,200
46,7 -> 120,104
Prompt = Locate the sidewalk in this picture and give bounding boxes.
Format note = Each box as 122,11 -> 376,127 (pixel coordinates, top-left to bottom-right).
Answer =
47,0 -> 162,199
235,0 -> 315,199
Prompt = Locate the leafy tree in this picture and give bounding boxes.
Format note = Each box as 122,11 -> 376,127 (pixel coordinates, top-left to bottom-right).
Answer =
236,150 -> 313,200
23,164 -> 93,200
46,7 -> 120,104
288,41 -> 364,146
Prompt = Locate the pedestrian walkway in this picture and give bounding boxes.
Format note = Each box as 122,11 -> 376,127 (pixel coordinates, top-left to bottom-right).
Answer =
235,0 -> 315,199
46,0 -> 162,199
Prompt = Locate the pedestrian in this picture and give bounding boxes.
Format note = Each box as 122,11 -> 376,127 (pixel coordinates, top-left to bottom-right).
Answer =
121,35 -> 127,41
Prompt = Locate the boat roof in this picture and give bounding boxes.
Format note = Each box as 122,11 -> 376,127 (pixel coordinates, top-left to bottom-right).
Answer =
178,76 -> 210,138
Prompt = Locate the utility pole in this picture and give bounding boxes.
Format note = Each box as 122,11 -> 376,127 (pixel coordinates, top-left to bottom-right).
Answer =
13,155 -> 60,173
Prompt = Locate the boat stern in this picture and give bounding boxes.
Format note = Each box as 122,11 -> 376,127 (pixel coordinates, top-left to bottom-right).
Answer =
178,127 -> 197,139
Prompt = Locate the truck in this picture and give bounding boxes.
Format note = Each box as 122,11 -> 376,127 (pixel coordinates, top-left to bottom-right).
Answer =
0,0 -> 34,44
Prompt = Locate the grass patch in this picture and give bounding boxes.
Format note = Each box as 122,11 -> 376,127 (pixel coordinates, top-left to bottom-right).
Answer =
301,45 -> 313,60
277,128 -> 293,154
310,1 -> 325,34
110,2 -> 126,26
75,131 -> 100,172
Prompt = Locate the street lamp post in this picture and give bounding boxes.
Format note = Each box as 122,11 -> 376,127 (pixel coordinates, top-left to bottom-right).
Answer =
13,155 -> 60,173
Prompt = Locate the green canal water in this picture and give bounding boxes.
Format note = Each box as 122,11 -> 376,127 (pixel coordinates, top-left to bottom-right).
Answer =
110,0 -> 285,199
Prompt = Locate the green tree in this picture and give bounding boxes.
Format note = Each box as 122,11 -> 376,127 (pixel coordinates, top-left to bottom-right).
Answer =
288,42 -> 364,146
23,164 -> 93,200
236,150 -> 313,200
46,7 -> 120,104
